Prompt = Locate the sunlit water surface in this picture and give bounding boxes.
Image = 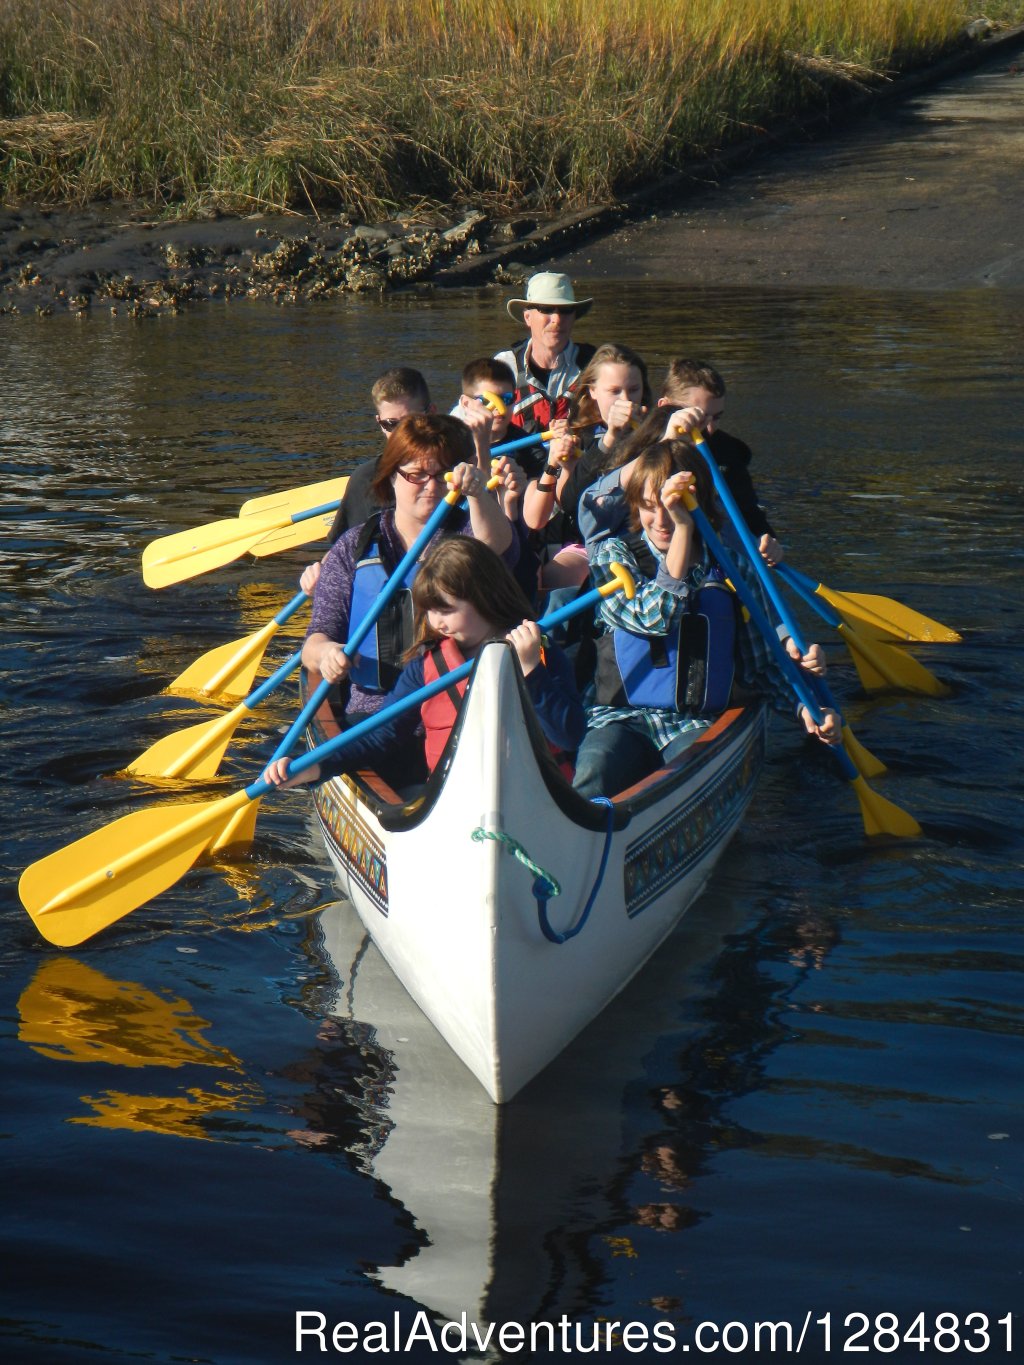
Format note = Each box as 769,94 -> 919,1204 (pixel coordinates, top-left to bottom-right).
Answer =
2,281 -> 1022,1364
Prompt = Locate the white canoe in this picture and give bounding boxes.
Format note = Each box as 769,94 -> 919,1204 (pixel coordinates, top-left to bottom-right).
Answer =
309,641 -> 767,1103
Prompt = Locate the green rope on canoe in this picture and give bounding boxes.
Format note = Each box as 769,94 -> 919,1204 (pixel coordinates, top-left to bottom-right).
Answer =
470,826 -> 561,899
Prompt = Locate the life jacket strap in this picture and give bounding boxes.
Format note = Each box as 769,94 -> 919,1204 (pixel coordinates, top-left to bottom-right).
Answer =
428,644 -> 467,714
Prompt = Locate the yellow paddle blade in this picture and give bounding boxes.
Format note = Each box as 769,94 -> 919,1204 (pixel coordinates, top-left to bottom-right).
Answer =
842,724 -> 886,778
207,797 -> 260,854
124,705 -> 247,780
817,585 -> 960,644
19,789 -> 253,947
142,510 -> 293,588
248,507 -> 338,558
142,507 -> 286,581
848,592 -> 960,643
238,476 -> 349,520
838,623 -> 949,697
850,774 -> 922,839
843,633 -> 891,691
168,618 -> 279,700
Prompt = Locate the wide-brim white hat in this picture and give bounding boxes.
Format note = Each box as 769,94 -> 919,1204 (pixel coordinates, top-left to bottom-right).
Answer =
506,271 -> 593,321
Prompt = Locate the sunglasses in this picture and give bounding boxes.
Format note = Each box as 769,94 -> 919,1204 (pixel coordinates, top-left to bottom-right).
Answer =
395,466 -> 447,487
375,415 -> 404,433
475,392 -> 516,407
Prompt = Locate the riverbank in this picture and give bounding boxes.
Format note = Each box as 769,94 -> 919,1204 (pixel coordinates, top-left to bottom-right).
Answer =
2,17 -> 1022,316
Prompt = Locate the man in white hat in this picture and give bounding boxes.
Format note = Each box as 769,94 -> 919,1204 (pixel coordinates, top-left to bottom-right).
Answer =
495,271 -> 596,436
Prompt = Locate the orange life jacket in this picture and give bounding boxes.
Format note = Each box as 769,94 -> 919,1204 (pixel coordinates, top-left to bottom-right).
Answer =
421,637 -> 470,773
421,636 -> 575,778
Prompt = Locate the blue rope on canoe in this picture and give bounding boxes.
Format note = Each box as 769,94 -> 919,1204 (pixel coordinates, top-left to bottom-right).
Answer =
471,796 -> 615,944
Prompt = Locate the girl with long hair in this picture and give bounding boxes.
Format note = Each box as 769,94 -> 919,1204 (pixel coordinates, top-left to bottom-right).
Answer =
522,342 -> 652,590
266,538 -> 584,793
574,441 -> 836,799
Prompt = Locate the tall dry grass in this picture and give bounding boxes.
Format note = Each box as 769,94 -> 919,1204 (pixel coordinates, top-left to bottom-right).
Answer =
0,0 -> 1017,217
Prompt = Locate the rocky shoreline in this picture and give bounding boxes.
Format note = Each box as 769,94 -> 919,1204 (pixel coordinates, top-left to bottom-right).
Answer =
0,203 -> 543,317
2,21 -> 1020,318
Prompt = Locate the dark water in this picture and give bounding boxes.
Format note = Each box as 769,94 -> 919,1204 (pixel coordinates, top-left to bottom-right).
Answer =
2,281 -> 1023,1365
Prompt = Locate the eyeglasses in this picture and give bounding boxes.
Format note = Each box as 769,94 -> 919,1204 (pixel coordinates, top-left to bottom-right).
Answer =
530,307 -> 576,318
474,392 -> 515,407
375,416 -> 404,433
395,466 -> 447,487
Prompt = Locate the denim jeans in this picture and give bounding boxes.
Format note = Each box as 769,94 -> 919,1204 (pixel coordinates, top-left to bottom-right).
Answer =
572,719 -> 705,800
572,722 -> 661,800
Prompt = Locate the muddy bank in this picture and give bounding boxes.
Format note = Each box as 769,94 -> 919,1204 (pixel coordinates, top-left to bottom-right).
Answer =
1,25 -> 1022,316
0,205 -> 538,317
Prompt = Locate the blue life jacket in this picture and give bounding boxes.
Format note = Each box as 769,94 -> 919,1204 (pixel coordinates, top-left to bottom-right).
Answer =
595,564 -> 737,713
347,518 -> 418,693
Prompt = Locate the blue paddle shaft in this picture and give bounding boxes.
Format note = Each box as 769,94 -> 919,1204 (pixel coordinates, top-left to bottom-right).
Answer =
686,503 -> 857,780
344,492 -> 459,660
690,435 -> 849,726
691,436 -> 810,652
775,562 -> 842,628
272,589 -> 310,627
246,577 -> 619,797
241,648 -> 303,712
248,662 -> 476,795
490,432 -> 550,456
288,499 -> 342,526
269,493 -> 465,764
777,563 -> 826,596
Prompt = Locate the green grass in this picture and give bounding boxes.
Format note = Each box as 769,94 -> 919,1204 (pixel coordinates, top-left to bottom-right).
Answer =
0,0 -> 1020,218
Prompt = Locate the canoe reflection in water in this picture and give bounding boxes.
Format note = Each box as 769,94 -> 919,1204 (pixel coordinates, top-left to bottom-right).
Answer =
315,880 -> 770,1333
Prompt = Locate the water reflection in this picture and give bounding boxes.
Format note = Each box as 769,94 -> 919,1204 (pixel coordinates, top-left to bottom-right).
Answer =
315,890 -> 790,1330
304,860 -> 1016,1338
16,956 -> 263,1140
18,957 -> 240,1069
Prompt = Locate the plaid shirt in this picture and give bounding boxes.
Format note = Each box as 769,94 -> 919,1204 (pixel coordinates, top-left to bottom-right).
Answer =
586,530 -> 796,749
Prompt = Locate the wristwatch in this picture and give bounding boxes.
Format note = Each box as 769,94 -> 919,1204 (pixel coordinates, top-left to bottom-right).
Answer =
536,462 -> 560,492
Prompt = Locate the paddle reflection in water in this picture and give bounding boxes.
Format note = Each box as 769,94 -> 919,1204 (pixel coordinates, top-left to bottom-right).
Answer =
16,957 -> 262,1141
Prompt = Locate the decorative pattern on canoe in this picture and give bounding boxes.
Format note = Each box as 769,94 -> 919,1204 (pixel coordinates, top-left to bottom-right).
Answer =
316,781 -> 389,917
624,720 -> 765,918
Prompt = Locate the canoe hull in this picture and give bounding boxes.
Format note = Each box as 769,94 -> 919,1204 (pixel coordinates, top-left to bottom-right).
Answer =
312,644 -> 766,1102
